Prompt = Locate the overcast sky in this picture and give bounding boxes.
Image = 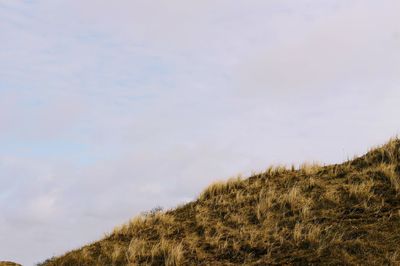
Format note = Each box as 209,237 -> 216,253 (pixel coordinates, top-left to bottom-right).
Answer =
1,0 -> 399,264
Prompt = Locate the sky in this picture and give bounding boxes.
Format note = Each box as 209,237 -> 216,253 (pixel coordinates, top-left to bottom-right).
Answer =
0,0 -> 399,264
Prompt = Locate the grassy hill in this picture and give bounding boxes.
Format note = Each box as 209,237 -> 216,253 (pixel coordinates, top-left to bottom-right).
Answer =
39,139 -> 400,265
0,262 -> 22,266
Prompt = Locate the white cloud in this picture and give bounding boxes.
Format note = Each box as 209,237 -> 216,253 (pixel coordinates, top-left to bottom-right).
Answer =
233,0 -> 400,98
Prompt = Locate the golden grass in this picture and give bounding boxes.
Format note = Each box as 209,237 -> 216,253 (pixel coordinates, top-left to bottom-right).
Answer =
0,262 -> 22,266
38,138 -> 400,265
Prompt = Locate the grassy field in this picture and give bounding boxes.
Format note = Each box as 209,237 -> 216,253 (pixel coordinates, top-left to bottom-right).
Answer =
39,139 -> 400,265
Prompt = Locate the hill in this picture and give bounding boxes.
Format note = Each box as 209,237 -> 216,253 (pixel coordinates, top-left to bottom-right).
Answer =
0,262 -> 22,266
39,139 -> 400,265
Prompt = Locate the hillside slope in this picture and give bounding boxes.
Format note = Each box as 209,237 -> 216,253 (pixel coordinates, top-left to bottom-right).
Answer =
0,262 -> 22,266
40,139 -> 400,265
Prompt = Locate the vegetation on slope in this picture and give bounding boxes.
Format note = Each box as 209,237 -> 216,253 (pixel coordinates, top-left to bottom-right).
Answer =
0,262 -> 22,266
40,139 -> 400,265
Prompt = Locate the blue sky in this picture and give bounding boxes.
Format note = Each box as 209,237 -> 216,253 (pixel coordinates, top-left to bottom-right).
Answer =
1,0 -> 400,264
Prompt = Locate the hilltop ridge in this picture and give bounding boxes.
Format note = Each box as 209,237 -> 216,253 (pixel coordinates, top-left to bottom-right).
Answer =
0,262 -> 22,266
40,139 -> 400,265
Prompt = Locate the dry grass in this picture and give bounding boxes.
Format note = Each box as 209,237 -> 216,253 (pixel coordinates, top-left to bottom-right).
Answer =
0,262 -> 22,266
38,138 -> 400,265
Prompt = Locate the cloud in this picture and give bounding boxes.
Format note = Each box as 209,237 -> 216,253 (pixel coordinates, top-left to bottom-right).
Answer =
233,0 -> 400,99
